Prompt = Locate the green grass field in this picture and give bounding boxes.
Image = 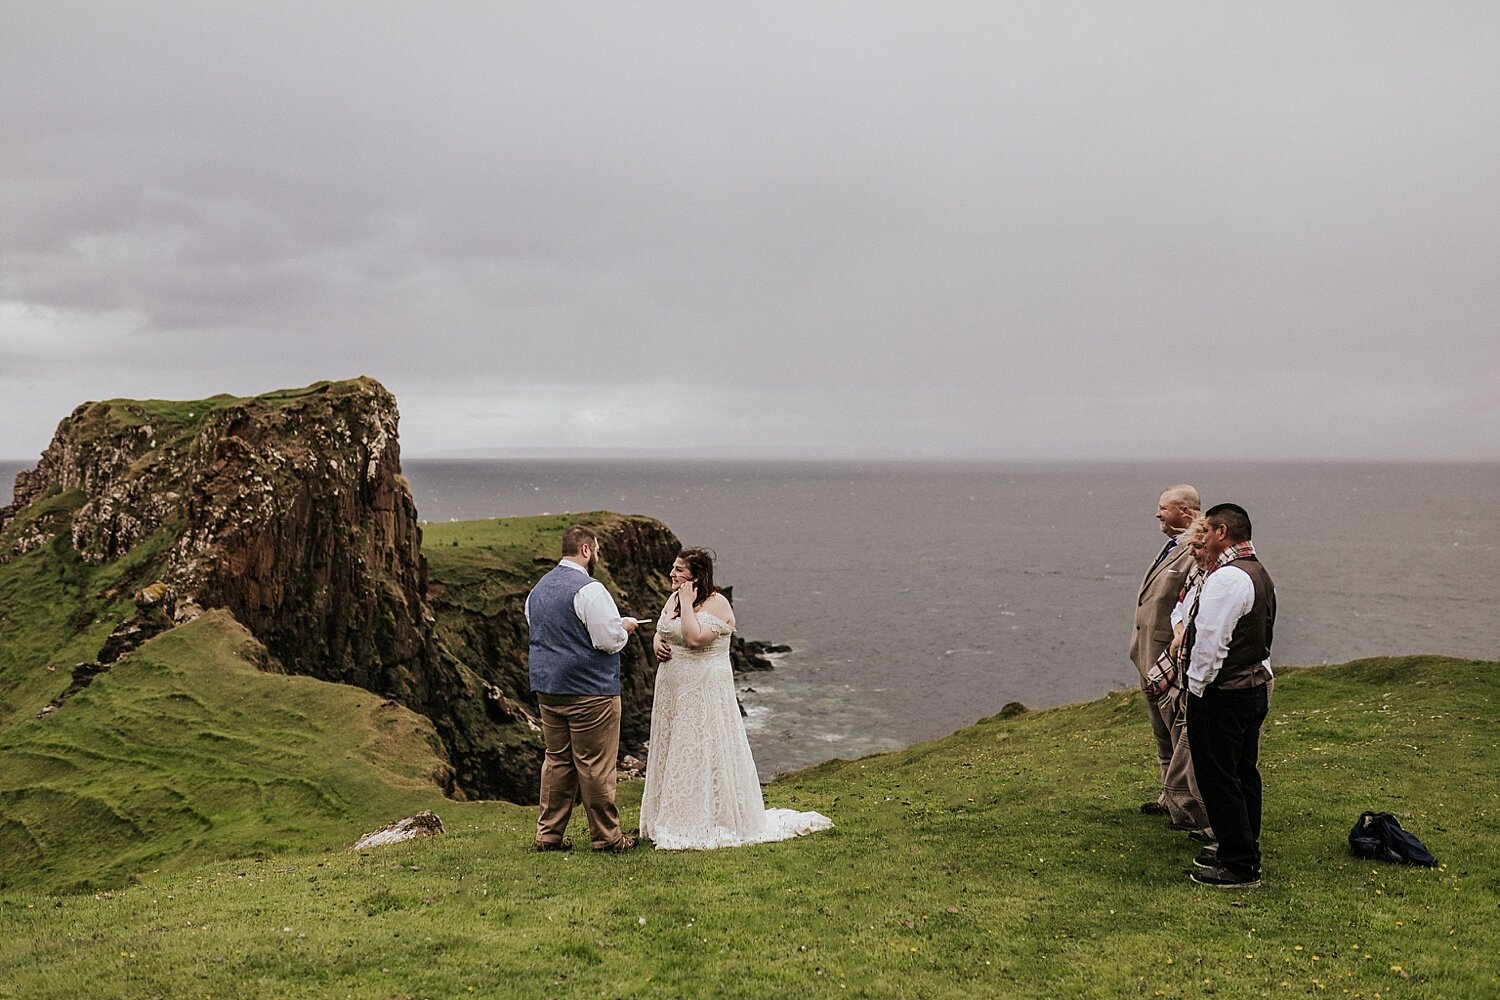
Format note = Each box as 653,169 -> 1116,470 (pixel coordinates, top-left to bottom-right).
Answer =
421,514 -> 613,618
0,611 -> 452,896
2,649 -> 1495,999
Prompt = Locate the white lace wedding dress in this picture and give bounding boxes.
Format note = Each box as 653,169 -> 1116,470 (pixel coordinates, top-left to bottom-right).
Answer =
639,610 -> 832,850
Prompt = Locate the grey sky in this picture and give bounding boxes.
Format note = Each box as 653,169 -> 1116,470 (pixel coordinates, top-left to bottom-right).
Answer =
3,2 -> 1498,461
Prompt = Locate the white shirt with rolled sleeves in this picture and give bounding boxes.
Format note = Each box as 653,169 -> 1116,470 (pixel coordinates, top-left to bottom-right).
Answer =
1171,578 -> 1200,630
523,560 -> 630,654
1186,564 -> 1274,697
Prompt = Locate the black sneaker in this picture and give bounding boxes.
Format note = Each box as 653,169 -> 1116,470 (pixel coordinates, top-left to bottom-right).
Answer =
1188,830 -> 1215,845
1192,846 -> 1218,869
1190,865 -> 1260,889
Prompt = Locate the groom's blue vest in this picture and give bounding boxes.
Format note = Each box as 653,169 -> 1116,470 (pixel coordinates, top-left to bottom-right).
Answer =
528,565 -> 622,696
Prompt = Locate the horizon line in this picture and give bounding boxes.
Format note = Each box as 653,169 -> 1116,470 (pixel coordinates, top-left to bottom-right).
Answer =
4,451 -> 1500,466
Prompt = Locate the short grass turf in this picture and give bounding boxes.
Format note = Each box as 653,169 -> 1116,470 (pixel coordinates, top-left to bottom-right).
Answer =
420,511 -> 657,617
0,609 -> 452,896
2,654 -> 1495,999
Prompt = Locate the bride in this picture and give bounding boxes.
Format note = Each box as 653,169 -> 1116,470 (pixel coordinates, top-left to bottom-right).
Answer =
639,547 -> 833,850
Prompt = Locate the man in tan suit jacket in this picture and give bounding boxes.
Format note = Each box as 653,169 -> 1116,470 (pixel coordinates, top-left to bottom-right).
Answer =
1130,484 -> 1201,815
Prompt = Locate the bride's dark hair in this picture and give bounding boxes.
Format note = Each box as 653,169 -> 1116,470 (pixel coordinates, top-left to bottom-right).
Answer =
676,547 -> 718,610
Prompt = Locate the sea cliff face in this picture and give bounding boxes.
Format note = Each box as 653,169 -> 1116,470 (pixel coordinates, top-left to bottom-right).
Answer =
0,379 -> 694,803
422,514 -> 680,754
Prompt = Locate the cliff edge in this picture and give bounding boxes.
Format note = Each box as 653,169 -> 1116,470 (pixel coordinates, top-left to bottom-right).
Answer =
0,378 -> 685,803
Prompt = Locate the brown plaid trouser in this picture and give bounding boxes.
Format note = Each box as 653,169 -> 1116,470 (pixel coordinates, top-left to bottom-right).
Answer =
1160,687 -> 1211,832
536,694 -> 623,850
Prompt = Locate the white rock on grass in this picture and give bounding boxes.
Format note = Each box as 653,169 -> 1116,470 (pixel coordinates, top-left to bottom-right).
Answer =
350,810 -> 445,851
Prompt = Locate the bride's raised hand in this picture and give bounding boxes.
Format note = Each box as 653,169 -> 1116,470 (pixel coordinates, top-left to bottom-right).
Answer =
674,579 -> 712,647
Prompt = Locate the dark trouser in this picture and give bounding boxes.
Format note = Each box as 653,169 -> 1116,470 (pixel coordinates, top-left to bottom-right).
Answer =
1187,683 -> 1269,876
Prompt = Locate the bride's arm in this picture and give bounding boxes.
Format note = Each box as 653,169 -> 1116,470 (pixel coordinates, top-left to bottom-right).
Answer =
701,592 -> 735,632
654,593 -> 684,665
653,596 -> 675,660
676,581 -> 718,648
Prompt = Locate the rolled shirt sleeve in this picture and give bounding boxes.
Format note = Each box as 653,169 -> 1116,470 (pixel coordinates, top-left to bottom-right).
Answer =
1186,566 -> 1255,696
574,580 -> 630,653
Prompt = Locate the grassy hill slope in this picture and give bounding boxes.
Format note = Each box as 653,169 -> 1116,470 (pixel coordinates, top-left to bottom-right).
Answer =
3,655 -> 1495,999
0,596 -> 451,894
1,478 -> 454,896
0,497 -> 680,898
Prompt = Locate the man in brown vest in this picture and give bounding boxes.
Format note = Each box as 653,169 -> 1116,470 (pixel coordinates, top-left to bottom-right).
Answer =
1183,503 -> 1275,889
1130,485 -> 1200,815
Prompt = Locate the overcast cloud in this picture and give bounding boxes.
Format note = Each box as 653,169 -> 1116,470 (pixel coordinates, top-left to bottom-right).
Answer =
3,2 -> 1498,461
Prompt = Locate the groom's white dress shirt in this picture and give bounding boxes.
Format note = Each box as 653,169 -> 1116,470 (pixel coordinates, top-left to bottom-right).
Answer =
524,560 -> 629,653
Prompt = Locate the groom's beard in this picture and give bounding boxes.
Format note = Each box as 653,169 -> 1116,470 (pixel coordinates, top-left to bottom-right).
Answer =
587,553 -> 598,574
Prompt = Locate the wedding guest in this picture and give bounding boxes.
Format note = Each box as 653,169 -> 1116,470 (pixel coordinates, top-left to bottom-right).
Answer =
1129,484 -> 1200,815
526,525 -> 640,853
1157,516 -> 1212,834
1183,504 -> 1276,888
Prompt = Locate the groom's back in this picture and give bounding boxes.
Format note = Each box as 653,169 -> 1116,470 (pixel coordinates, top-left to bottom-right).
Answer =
528,565 -> 621,696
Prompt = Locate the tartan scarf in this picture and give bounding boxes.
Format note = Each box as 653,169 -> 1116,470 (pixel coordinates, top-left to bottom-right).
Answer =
1177,564 -> 1205,604
1209,540 -> 1257,574
1181,540 -> 1257,627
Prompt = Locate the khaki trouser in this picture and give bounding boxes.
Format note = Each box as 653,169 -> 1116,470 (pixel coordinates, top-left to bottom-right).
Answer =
1143,685 -> 1176,801
537,695 -> 623,850
1160,687 -> 1210,832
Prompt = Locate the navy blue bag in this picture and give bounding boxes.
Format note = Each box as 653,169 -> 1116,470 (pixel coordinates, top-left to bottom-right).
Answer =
1348,811 -> 1438,867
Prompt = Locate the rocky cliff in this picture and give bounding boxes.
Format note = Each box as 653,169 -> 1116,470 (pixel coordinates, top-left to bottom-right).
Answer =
422,513 -> 678,754
1,378 -> 710,804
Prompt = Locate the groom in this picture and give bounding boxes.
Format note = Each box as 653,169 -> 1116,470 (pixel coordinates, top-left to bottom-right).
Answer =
526,525 -> 639,852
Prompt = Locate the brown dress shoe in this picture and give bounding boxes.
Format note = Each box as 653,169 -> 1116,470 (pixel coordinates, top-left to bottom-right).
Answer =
595,835 -> 638,854
533,838 -> 573,852
1139,801 -> 1169,815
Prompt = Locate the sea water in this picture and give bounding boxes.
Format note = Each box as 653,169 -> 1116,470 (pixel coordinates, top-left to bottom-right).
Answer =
399,459 -> 1500,776
8,458 -> 1496,777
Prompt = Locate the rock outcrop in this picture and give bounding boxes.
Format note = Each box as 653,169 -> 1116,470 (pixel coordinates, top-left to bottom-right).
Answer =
2,381 -> 513,799
425,513 -> 681,752
2,377 -> 777,805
